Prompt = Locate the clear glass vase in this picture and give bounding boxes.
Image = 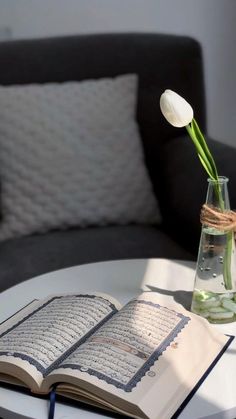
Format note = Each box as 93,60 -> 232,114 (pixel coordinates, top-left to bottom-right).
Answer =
191,176 -> 236,324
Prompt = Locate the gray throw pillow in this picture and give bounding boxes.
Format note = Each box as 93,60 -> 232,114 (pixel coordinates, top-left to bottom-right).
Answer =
0,74 -> 160,241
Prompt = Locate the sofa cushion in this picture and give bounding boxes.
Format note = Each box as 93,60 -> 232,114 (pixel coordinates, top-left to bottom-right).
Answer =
0,74 -> 160,241
0,225 -> 194,292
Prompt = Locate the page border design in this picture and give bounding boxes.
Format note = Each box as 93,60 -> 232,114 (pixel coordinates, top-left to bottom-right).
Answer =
61,300 -> 190,392
0,295 -> 118,376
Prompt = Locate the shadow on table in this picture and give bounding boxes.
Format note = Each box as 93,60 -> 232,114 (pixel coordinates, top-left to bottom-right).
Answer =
146,284 -> 192,311
139,258 -> 195,311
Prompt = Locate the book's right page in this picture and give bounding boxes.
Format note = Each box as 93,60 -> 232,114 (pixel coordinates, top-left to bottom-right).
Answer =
43,292 -> 231,419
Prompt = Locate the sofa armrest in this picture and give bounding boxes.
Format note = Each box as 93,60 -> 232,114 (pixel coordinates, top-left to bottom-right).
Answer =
158,135 -> 236,255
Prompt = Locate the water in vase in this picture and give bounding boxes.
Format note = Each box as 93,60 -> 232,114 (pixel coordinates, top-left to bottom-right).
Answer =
191,227 -> 236,323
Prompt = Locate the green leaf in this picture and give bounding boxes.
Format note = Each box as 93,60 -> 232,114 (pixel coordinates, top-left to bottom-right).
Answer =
198,154 -> 215,179
186,125 -> 215,178
191,119 -> 218,180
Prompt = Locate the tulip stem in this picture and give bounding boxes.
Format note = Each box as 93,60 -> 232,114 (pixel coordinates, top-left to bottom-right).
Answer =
186,121 -> 233,291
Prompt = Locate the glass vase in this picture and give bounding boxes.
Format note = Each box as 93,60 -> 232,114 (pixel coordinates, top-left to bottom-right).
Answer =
191,176 -> 236,324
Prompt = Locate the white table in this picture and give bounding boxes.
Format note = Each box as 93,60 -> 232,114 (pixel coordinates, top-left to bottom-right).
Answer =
0,258 -> 236,419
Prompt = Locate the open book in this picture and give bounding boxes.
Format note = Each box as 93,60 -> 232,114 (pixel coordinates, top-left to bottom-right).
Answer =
0,292 -> 233,419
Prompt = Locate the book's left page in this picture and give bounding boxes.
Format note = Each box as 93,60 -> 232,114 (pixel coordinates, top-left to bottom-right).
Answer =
0,293 -> 121,393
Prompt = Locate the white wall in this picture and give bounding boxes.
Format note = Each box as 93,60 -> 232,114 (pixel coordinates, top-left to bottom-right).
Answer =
0,0 -> 235,146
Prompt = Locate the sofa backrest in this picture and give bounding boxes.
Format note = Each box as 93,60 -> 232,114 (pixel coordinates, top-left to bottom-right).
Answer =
0,32 -> 206,174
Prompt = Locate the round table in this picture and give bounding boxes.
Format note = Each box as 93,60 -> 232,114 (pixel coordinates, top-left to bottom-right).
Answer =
0,258 -> 236,419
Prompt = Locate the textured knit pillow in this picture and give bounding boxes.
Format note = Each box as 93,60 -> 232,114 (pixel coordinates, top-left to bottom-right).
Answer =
0,74 -> 160,241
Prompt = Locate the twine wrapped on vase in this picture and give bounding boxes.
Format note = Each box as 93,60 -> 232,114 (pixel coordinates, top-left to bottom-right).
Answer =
201,204 -> 236,233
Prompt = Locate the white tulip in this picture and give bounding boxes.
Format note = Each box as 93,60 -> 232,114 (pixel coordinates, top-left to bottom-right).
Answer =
160,89 -> 194,127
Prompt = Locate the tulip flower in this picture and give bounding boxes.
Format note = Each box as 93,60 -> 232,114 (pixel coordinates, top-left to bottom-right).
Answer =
160,89 -> 193,127
160,89 -> 218,183
160,89 -> 233,291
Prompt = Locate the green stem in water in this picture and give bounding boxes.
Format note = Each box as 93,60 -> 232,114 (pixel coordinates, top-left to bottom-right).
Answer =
214,180 -> 233,291
224,232 -> 234,290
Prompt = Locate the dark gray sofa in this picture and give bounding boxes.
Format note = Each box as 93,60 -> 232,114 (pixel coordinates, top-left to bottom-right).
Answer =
0,32 -> 235,293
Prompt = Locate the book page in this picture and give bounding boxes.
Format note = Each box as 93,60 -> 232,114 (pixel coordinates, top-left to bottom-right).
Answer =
0,293 -> 121,391
44,292 -> 230,419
